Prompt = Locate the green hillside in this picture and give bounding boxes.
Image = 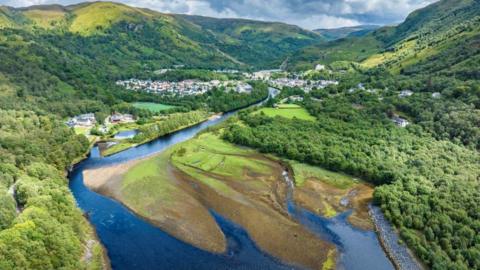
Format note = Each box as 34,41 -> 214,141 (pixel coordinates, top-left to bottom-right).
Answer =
177,15 -> 323,68
0,2 -> 323,70
288,0 -> 480,73
314,25 -> 380,41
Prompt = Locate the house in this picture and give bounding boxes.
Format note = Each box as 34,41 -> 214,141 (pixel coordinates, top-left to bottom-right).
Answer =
399,90 -> 413,98
75,113 -> 96,127
392,116 -> 409,127
315,64 -> 325,71
110,113 -> 134,123
236,83 -> 253,93
66,119 -> 77,128
432,92 -> 441,98
288,95 -> 304,102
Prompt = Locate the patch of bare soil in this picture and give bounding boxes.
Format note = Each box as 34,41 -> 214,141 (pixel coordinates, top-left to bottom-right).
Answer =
294,179 -> 374,230
172,157 -> 335,270
83,160 -> 227,254
84,153 -> 340,269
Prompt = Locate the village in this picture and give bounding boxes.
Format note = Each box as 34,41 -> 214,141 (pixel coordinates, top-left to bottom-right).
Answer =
115,79 -> 253,96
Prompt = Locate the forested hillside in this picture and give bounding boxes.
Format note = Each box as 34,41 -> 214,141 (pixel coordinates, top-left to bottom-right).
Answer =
314,25 -> 379,41
0,2 -> 322,70
288,0 -> 480,74
224,80 -> 480,270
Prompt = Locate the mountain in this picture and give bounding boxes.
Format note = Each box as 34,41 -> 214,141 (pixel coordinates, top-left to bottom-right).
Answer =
287,0 -> 480,75
0,2 -> 322,70
314,25 -> 380,41
176,15 -> 323,67
0,1 -> 324,116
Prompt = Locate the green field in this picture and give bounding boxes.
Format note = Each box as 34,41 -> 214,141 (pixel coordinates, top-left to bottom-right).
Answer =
255,105 -> 316,121
121,148 -> 177,208
171,133 -> 275,194
289,161 -> 357,188
132,102 -> 177,112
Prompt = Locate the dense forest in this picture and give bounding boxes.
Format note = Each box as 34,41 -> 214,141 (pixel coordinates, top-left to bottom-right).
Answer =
0,110 -> 106,269
223,74 -> 480,269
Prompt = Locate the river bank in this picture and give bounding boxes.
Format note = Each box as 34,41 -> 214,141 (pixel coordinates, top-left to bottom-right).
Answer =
100,112 -> 214,157
83,133 -> 336,269
369,205 -> 424,270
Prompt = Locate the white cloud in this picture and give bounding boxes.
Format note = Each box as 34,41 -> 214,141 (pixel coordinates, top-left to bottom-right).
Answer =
0,0 -> 438,29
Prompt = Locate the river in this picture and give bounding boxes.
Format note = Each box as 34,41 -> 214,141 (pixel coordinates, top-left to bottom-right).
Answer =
69,94 -> 394,270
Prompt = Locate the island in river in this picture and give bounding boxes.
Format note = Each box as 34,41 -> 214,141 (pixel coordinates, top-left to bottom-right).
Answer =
83,131 -> 385,269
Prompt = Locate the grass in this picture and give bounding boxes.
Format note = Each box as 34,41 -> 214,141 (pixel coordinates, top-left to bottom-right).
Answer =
101,142 -> 136,157
121,149 -> 176,209
290,161 -> 357,189
69,2 -> 151,35
170,133 -> 275,192
255,106 -> 316,121
322,249 -> 336,270
132,102 -> 177,113
74,126 -> 91,136
277,104 -> 302,109
23,9 -> 66,29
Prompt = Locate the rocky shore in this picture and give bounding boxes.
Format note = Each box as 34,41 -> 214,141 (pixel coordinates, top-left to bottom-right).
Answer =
369,205 -> 424,270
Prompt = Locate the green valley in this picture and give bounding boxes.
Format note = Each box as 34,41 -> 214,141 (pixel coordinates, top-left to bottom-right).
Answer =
0,0 -> 479,269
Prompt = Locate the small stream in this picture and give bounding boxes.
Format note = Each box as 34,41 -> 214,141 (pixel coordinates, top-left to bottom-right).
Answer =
281,172 -> 394,270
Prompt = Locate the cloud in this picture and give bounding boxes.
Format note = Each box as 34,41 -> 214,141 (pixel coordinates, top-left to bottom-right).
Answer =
0,0 -> 438,29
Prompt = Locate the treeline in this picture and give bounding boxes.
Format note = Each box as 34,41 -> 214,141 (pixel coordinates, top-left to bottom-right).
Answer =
203,81 -> 269,112
130,111 -> 211,144
223,97 -> 480,269
0,110 -> 105,269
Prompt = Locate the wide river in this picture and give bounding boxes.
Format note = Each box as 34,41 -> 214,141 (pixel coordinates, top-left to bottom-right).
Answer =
69,99 -> 394,270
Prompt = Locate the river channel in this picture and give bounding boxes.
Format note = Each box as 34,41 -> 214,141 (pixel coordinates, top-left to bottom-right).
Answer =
69,97 -> 394,270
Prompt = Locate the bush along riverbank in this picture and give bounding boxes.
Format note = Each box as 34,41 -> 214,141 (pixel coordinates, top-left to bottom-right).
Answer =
100,110 -> 212,157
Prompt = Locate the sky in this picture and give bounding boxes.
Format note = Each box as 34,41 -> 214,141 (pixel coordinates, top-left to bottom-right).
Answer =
1,0 -> 438,29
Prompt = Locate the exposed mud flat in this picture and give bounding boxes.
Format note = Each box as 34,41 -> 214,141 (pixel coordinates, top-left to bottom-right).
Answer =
83,154 -> 227,254
293,179 -> 374,231
84,150 -> 337,269
83,134 -> 382,269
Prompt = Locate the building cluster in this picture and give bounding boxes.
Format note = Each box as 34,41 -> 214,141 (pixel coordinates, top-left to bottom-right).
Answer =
269,78 -> 338,92
245,69 -> 283,80
116,79 -> 252,96
66,113 -> 136,129
66,113 -> 96,128
109,113 -> 135,124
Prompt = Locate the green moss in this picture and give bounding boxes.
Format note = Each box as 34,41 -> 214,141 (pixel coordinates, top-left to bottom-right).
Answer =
322,249 -> 336,270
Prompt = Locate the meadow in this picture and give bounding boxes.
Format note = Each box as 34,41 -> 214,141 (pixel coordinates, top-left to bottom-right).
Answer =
132,102 -> 177,113
255,104 -> 316,121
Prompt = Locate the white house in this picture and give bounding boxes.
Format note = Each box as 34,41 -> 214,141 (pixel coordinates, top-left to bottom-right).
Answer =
392,116 -> 409,127
315,64 -> 325,71
399,90 -> 414,98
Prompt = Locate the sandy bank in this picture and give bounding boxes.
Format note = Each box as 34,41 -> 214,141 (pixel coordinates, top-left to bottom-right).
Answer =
83,156 -> 227,254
